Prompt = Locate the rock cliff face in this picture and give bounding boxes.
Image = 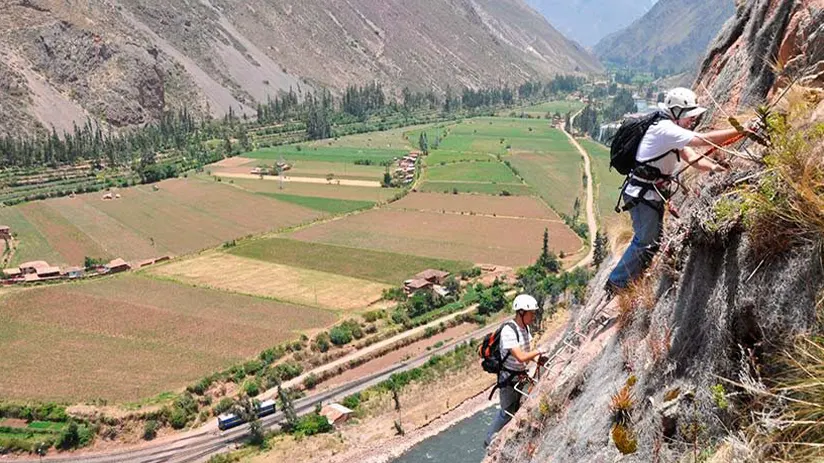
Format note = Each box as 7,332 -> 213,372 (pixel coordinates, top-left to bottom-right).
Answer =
486,2 -> 824,461
695,0 -> 824,118
0,0 -> 601,137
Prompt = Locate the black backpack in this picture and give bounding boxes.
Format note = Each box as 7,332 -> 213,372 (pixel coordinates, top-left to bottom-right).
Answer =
478,321 -> 520,375
609,112 -> 666,175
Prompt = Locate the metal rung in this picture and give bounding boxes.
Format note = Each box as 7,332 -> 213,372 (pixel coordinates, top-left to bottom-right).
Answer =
504,409 -> 516,419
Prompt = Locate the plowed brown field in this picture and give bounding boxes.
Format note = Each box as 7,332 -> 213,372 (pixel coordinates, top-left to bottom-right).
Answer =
388,192 -> 562,220
286,209 -> 582,267
0,275 -> 336,402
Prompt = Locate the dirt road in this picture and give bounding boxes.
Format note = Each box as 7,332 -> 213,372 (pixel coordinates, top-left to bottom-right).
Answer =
564,110 -> 598,270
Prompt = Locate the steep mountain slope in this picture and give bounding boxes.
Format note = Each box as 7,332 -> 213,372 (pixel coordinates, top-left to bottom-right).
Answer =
0,0 -> 601,137
594,0 -> 736,74
526,0 -> 651,47
485,1 -> 824,461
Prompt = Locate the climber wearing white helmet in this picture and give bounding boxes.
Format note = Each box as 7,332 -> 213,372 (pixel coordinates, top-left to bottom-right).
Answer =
606,87 -> 744,292
485,294 -> 547,446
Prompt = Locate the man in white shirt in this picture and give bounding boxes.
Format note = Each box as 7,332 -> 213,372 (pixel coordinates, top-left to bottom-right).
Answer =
485,294 -> 546,446
607,87 -> 744,291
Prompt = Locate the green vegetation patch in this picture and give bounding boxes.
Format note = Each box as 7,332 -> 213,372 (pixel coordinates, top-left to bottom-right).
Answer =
579,139 -> 625,220
259,193 -> 375,214
425,162 -> 520,183
245,145 -> 405,164
426,150 -> 495,165
229,238 -> 471,285
418,181 -> 532,196
509,148 -> 584,215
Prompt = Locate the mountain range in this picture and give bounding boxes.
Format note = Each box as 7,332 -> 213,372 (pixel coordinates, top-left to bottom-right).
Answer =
525,0 -> 653,47
594,0 -> 737,74
0,0 -> 601,137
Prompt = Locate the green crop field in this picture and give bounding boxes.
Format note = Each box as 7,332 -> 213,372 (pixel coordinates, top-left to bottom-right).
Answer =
309,123 -> 433,150
425,161 -> 520,183
245,145 -> 406,164
0,274 -> 336,402
579,139 -> 625,220
257,193 -> 375,213
503,100 -> 585,117
229,237 -> 472,285
418,182 -> 533,196
426,150 -> 495,164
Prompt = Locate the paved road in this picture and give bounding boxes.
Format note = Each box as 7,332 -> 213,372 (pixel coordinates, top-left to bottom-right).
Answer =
564,109 -> 598,271
22,323 -> 498,463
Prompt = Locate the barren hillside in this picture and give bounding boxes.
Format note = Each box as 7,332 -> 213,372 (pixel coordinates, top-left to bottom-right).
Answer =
0,0 -> 601,137
594,0 -> 736,74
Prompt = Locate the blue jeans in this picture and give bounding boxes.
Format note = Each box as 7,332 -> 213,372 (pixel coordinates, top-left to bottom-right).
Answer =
608,194 -> 664,289
485,384 -> 521,446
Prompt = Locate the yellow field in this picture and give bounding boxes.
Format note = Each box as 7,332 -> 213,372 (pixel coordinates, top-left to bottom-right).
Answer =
148,253 -> 391,312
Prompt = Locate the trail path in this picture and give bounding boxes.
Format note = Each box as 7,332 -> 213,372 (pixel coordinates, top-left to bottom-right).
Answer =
563,110 -> 598,270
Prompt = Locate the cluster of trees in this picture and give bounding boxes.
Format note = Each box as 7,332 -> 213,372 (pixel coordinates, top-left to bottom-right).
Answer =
461,87 -> 515,109
518,75 -> 585,99
342,82 -> 387,120
255,88 -> 302,125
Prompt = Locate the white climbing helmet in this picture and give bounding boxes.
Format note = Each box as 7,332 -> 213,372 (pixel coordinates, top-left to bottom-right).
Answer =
657,87 -> 707,120
513,294 -> 539,312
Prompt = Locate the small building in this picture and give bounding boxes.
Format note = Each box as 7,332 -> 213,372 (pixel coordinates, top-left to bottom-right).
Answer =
19,261 -> 51,275
134,258 -> 156,269
414,269 -> 450,285
62,267 -> 84,279
154,256 -> 171,263
250,167 -> 268,175
319,403 -> 354,426
404,278 -> 433,293
0,225 -> 10,239
433,285 -> 451,298
36,266 -> 61,278
104,258 -> 131,274
23,273 -> 41,283
102,193 -> 113,200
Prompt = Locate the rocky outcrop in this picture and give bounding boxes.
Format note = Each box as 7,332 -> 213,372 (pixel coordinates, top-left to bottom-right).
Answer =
695,0 -> 824,119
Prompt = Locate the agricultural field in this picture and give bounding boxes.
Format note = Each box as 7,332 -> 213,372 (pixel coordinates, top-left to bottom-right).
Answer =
0,275 -> 335,402
285,209 -> 582,267
389,192 -> 561,220
418,181 -> 533,196
149,253 -> 389,312
0,176 -> 323,267
579,139 -> 625,220
308,123 -> 427,150
224,177 -> 400,202
210,158 -> 387,182
503,100 -> 585,117
244,145 -> 406,164
227,237 -> 471,285
414,118 -> 585,212
257,193 -> 375,214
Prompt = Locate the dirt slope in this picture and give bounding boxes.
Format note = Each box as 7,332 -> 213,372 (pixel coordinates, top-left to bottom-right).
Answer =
0,0 -> 601,137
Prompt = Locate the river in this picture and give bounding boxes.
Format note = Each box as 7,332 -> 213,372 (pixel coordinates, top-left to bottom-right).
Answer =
391,407 -> 496,463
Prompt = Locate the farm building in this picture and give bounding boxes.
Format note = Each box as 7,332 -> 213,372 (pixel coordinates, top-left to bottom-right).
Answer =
0,225 -> 10,239
134,258 -> 156,269
62,267 -> 84,279
414,269 -> 450,285
19,261 -> 51,275
404,278 -> 433,293
36,266 -> 61,278
154,256 -> 171,263
433,285 -> 451,298
319,403 -> 353,426
104,258 -> 131,274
